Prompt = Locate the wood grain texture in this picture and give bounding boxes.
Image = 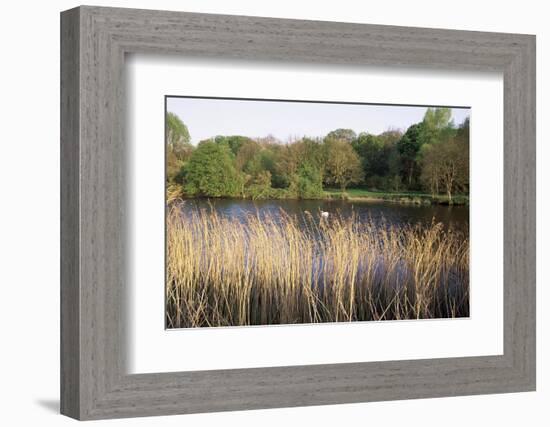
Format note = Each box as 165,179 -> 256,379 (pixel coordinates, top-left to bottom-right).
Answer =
60,5 -> 536,420
60,7 -> 80,419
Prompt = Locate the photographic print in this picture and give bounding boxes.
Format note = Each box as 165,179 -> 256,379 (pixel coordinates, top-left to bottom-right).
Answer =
165,97 -> 470,329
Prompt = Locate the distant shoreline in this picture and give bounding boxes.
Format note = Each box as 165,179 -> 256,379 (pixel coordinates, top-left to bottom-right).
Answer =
172,188 -> 469,206
324,189 -> 469,206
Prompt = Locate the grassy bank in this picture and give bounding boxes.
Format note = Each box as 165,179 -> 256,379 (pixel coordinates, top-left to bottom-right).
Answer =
168,184 -> 469,205
324,188 -> 469,205
166,206 -> 469,328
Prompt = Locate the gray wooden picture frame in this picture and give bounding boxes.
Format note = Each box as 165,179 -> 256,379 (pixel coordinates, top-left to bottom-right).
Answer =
60,5 -> 536,420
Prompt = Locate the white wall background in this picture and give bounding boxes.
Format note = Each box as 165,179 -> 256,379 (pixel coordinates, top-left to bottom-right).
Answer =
0,0 -> 546,425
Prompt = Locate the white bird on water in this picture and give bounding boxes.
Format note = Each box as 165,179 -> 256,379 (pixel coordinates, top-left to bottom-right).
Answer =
321,211 -> 329,219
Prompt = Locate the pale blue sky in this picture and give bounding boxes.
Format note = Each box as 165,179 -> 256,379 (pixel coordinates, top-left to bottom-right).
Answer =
167,97 -> 470,145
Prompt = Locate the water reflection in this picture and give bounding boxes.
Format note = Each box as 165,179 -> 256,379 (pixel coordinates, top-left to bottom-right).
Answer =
175,198 -> 469,234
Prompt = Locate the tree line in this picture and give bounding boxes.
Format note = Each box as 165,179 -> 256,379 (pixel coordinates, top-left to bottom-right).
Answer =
166,107 -> 469,202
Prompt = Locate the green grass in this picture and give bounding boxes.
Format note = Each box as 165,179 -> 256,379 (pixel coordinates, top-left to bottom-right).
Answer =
170,182 -> 469,205
324,188 -> 469,205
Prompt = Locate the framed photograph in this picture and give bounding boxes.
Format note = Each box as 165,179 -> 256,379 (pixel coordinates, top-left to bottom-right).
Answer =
61,6 -> 536,420
164,97 -> 471,330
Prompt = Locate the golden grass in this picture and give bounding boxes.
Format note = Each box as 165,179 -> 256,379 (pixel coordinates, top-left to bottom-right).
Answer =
166,203 -> 469,328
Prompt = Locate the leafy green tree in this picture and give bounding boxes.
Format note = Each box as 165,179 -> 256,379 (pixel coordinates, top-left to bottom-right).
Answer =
419,144 -> 442,196
456,117 -> 470,143
235,139 -> 262,173
166,106 -> 469,200
376,130 -> 403,190
166,112 -> 192,161
378,129 -> 403,146
246,170 -> 273,200
420,107 -> 456,146
184,141 -> 241,197
166,112 -> 193,182
397,122 -> 425,187
326,128 -> 357,144
385,148 -> 402,191
293,137 -> 326,175
243,146 -> 283,188
422,140 -> 467,203
452,117 -> 470,195
166,112 -> 191,147
296,162 -> 324,199
423,107 -> 451,132
269,139 -> 325,197
352,133 -> 387,180
256,144 -> 284,188
274,143 -> 301,188
420,128 -> 469,202
324,139 -> 363,191
214,135 -> 254,156
234,141 -> 284,198
418,111 -> 468,200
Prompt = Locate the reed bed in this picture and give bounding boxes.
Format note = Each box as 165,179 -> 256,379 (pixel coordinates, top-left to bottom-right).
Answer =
166,203 -> 469,328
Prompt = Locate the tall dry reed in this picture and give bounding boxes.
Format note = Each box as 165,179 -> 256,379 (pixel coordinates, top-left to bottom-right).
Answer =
166,203 -> 469,328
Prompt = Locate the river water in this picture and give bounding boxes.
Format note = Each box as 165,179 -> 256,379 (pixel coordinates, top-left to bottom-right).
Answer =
175,198 -> 469,234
